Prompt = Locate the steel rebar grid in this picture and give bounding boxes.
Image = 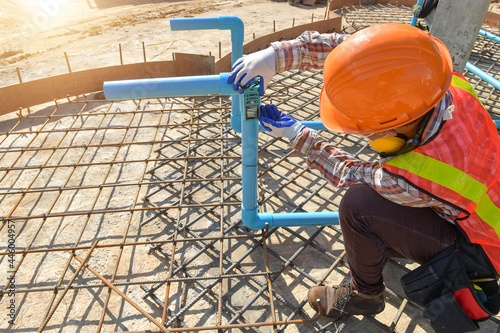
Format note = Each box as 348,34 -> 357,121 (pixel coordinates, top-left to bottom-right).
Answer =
0,94 -> 250,331
140,7 -> 500,333
137,66 -> 391,332
139,90 -> 332,330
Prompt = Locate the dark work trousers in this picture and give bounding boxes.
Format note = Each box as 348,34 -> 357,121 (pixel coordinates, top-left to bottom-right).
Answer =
339,184 -> 459,295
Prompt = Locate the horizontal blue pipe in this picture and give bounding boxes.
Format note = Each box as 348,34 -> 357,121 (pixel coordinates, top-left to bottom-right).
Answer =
265,211 -> 339,228
473,30 -> 500,94
302,120 -> 497,133
479,29 -> 500,43
104,73 -> 234,100
242,209 -> 339,229
258,120 -> 326,132
303,121 -> 326,130
261,120 -> 486,133
465,62 -> 500,91
170,16 -> 223,31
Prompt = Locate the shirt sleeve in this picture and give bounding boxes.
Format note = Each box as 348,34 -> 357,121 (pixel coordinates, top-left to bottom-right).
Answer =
271,31 -> 350,72
289,127 -> 462,218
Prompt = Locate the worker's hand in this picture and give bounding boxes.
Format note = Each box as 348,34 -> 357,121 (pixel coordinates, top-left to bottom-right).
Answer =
259,104 -> 304,140
227,46 -> 276,96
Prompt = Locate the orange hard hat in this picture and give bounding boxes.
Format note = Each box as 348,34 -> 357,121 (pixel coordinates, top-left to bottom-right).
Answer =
319,23 -> 453,134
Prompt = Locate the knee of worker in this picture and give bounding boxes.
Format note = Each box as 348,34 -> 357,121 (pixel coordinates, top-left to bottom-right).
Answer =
339,184 -> 376,230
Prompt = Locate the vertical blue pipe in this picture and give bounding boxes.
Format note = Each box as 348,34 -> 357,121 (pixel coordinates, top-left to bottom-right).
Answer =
240,111 -> 260,228
410,0 -> 424,26
224,17 -> 245,134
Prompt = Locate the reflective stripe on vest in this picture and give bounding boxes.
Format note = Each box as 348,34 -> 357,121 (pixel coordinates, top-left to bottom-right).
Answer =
383,73 -> 500,273
384,151 -> 500,238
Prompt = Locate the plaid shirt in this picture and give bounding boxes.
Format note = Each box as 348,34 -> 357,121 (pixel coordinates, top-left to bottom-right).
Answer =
272,31 -> 349,72
272,31 -> 461,220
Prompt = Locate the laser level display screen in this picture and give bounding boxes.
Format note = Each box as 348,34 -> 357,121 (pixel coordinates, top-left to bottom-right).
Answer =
244,88 -> 260,120
246,104 -> 259,119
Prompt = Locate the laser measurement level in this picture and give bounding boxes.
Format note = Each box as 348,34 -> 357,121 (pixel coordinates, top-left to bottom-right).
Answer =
243,83 -> 260,120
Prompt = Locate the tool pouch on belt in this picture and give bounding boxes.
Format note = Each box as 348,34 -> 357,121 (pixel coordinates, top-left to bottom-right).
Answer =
400,236 -> 500,333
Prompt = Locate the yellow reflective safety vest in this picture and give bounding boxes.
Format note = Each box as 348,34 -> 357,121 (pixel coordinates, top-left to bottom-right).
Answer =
383,72 -> 500,275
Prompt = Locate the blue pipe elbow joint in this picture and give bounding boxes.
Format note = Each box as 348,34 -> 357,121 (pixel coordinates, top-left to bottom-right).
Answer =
219,16 -> 244,44
241,206 -> 272,229
169,15 -> 244,135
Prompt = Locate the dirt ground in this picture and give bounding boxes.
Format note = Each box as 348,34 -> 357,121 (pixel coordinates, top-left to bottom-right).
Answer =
0,0 -> 328,87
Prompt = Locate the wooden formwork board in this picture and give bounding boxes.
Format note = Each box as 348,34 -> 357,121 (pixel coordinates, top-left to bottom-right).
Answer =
0,53 -> 214,116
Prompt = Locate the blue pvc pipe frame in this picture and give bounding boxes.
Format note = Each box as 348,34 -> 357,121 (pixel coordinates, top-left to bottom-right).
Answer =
104,16 -> 339,229
105,16 -> 500,229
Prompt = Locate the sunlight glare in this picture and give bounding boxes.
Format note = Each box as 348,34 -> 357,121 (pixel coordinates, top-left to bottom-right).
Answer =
17,0 -> 73,30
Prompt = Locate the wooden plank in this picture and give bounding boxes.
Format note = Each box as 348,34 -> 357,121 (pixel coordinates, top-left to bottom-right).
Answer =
0,53 -> 214,115
214,15 -> 342,74
484,11 -> 500,29
174,53 -> 214,76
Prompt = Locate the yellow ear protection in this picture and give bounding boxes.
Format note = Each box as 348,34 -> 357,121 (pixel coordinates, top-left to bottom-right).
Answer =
371,110 -> 434,158
368,135 -> 408,154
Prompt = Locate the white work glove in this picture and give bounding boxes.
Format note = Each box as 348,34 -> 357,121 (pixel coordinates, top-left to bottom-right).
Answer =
227,46 -> 276,96
259,104 -> 305,141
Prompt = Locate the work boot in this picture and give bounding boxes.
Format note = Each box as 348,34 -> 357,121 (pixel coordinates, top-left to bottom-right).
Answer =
308,282 -> 385,318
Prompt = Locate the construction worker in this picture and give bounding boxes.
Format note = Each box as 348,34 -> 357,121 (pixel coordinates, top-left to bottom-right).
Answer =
228,23 -> 500,329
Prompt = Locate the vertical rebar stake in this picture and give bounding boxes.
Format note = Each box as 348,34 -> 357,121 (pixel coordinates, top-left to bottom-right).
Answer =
119,43 -> 123,65
16,67 -> 22,83
64,52 -> 72,73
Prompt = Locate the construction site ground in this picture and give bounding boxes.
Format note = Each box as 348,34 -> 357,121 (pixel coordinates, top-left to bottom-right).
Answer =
0,1 -> 500,332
